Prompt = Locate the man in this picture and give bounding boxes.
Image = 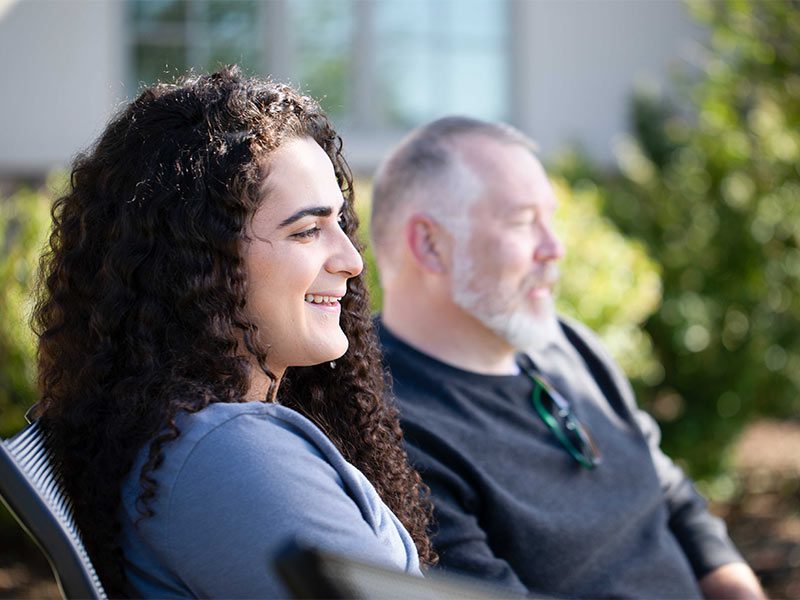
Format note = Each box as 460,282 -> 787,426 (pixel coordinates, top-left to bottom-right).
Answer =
370,117 -> 765,599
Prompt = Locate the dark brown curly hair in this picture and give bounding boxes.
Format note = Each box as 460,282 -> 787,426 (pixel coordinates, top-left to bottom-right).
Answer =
33,66 -> 435,596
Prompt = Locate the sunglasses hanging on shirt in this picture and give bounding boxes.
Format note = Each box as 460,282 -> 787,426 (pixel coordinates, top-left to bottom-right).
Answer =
519,359 -> 602,470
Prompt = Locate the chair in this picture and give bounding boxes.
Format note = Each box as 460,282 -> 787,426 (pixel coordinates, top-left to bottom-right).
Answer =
0,420 -> 107,599
277,543 -> 527,600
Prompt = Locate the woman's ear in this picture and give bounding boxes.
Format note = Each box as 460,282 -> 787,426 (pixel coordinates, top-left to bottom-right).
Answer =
405,213 -> 453,275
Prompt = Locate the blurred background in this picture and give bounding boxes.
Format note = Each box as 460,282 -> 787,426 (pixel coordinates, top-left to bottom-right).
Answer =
0,0 -> 798,597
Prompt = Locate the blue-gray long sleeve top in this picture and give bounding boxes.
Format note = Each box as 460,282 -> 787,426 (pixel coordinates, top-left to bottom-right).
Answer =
119,402 -> 420,598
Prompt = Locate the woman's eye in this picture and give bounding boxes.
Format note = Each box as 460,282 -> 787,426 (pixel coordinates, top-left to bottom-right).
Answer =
292,226 -> 320,239
337,213 -> 347,229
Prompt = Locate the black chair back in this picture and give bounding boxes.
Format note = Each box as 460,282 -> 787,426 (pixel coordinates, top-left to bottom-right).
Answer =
0,421 -> 107,599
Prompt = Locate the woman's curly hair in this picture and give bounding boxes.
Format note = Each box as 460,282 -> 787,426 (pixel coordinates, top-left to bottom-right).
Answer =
33,66 -> 435,596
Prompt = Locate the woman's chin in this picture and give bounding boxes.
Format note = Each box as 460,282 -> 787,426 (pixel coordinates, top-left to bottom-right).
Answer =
297,336 -> 350,368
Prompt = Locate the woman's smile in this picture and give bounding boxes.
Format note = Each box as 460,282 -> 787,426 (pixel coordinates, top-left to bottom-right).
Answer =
304,291 -> 345,313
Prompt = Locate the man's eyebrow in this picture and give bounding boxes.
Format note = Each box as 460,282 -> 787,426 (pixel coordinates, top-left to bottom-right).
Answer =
278,206 -> 332,228
503,204 -> 537,216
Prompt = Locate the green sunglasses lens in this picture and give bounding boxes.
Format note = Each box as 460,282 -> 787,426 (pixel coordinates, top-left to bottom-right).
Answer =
531,378 -> 600,470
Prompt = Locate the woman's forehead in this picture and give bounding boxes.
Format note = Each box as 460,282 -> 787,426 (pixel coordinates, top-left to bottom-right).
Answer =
254,139 -> 343,222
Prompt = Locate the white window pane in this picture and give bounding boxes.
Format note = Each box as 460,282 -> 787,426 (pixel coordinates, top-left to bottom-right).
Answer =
374,0 -> 509,126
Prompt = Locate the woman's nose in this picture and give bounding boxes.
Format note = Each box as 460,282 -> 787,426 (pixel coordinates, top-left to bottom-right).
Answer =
327,228 -> 364,278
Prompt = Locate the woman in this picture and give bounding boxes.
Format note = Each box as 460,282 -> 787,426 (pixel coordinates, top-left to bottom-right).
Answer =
33,67 -> 434,597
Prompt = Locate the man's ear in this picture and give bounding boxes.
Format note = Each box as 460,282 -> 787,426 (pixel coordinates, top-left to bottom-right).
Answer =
405,213 -> 453,275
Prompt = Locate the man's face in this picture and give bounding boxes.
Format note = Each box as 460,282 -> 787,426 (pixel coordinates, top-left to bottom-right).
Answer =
449,139 -> 564,353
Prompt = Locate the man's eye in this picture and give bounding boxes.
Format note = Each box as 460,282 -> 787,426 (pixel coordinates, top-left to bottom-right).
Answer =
292,226 -> 320,239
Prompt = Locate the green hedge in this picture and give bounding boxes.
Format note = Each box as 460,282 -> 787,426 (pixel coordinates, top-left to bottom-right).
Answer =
0,185 -> 53,438
558,0 -> 800,480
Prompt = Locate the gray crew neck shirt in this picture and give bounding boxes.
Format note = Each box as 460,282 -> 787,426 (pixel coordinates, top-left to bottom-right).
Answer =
119,402 -> 420,598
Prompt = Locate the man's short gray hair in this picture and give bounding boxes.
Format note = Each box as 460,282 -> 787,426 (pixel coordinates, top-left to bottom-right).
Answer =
370,116 -> 537,280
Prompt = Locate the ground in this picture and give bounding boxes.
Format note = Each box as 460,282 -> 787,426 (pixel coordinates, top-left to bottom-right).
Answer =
719,419 -> 800,598
1,419 -> 798,599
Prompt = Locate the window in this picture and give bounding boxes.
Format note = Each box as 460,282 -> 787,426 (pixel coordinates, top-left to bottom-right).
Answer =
373,0 -> 509,127
128,0 -> 264,88
127,0 -> 509,127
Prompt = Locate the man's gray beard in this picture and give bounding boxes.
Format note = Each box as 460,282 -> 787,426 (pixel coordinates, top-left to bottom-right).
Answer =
451,255 -> 563,356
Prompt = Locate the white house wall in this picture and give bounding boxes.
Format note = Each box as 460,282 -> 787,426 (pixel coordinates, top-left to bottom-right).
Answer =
0,0 -> 126,177
0,0 -> 703,177
510,0 -> 703,165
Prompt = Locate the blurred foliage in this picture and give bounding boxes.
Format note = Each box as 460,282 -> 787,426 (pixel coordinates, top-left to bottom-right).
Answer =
0,186 -> 53,439
353,179 -> 383,312
0,185 -> 55,547
552,179 -> 662,383
558,0 -> 800,480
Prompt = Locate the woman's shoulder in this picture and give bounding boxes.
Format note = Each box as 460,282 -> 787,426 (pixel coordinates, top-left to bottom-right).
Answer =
176,400 -> 311,432
164,402 -> 340,483
176,401 -> 324,447
120,402 -> 350,563
162,403 -> 407,554
121,403 -> 333,511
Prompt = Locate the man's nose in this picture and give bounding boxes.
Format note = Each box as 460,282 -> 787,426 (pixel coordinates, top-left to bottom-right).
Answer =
534,223 -> 564,262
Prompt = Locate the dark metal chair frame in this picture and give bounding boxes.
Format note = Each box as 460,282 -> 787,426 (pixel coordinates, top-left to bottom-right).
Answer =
0,420 -> 107,599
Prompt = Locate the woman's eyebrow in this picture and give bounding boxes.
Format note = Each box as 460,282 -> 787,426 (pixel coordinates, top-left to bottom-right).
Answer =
278,206 -> 332,228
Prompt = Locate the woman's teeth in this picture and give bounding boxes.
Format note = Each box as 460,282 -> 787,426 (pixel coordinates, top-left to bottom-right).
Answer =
304,294 -> 340,304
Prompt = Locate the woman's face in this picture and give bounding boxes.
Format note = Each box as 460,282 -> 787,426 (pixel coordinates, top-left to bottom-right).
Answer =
242,136 -> 363,378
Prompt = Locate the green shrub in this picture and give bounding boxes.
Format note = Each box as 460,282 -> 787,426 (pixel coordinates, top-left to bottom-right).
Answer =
552,178 -> 662,382
576,0 -> 800,479
0,186 -> 53,438
0,184 -> 55,547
